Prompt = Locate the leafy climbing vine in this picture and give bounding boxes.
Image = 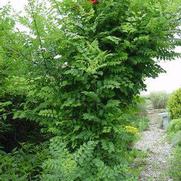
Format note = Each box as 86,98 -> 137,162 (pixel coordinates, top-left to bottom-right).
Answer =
0,0 -> 180,180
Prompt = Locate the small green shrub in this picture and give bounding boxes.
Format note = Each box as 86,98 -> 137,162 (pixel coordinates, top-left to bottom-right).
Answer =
171,131 -> 181,146
169,146 -> 181,181
167,119 -> 181,180
149,92 -> 169,109
168,88 -> 181,119
136,117 -> 149,132
167,118 -> 181,147
167,118 -> 181,138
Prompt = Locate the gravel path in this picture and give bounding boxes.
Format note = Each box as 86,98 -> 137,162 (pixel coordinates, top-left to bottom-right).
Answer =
135,109 -> 172,181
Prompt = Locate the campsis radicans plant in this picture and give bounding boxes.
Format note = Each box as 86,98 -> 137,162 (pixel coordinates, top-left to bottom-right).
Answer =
0,0 -> 180,180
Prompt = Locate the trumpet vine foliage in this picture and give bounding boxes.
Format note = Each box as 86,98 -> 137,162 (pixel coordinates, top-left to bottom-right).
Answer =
0,0 -> 180,180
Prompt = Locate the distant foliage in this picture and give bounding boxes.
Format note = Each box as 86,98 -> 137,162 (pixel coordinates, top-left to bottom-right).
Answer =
149,92 -> 169,109
168,88 -> 181,119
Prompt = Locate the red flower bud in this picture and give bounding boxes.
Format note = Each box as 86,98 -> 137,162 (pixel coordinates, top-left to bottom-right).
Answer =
90,0 -> 98,4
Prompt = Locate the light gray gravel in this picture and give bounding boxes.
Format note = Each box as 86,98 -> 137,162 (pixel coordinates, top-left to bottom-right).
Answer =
135,110 -> 172,181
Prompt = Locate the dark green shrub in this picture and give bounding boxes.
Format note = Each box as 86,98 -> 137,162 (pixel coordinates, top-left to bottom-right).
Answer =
168,88 -> 181,119
149,91 -> 169,109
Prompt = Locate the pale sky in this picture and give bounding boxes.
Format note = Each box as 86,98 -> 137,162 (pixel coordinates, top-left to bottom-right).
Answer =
1,0 -> 181,94
145,57 -> 181,94
0,0 -> 27,11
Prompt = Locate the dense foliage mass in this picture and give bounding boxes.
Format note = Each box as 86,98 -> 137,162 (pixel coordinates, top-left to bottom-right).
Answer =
0,0 -> 181,180
168,88 -> 181,119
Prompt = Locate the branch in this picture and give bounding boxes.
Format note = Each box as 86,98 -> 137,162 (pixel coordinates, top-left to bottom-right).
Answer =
28,0 -> 49,72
